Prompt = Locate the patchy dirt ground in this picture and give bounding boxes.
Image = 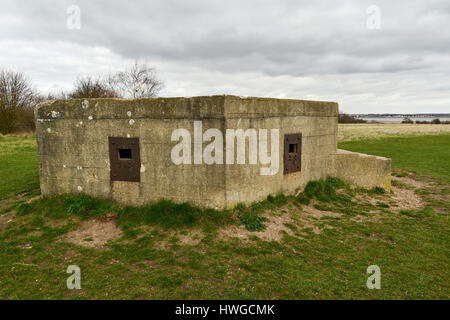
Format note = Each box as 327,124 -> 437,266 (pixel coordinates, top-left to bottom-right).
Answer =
390,186 -> 424,210
153,229 -> 205,249
219,212 -> 295,242
64,219 -> 123,248
218,203 -> 342,242
177,231 -> 203,245
56,172 -> 443,248
389,174 -> 434,211
393,174 -> 433,189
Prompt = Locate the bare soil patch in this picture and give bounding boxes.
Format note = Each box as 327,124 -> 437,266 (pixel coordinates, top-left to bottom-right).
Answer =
153,230 -> 204,250
220,212 -> 295,242
219,204 -> 341,242
301,203 -> 342,218
389,186 -> 424,211
392,175 -> 432,189
389,175 -> 431,211
178,230 -> 204,246
64,219 -> 123,248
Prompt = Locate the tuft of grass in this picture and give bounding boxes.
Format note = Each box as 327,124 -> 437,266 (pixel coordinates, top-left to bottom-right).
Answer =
399,206 -> 435,218
376,201 -> 389,208
297,177 -> 350,203
235,194 -> 290,231
303,179 -> 337,202
239,213 -> 269,232
117,200 -> 235,232
15,194 -> 116,220
64,194 -> 115,219
296,193 -> 310,205
365,186 -> 387,195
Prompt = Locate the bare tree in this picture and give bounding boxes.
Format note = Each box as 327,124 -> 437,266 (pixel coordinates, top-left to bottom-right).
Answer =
68,76 -> 119,99
0,70 -> 39,134
45,89 -> 69,100
109,62 -> 163,98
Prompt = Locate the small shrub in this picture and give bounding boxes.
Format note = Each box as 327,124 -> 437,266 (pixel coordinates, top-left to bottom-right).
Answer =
239,212 -> 269,232
431,118 -> 441,124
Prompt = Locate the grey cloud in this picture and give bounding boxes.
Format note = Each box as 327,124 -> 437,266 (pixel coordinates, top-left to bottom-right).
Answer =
1,0 -> 449,112
4,0 -> 450,74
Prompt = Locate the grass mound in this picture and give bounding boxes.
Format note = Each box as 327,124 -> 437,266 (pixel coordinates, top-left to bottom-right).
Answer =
117,200 -> 236,235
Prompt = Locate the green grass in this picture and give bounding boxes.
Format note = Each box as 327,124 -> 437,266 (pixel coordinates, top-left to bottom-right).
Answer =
339,133 -> 450,182
0,135 -> 39,199
0,132 -> 449,299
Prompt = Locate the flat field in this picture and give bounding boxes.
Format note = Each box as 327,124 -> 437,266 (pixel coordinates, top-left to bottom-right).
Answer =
338,123 -> 450,142
0,125 -> 448,299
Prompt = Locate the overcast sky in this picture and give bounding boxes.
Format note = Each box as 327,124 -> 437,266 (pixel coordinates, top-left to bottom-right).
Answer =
1,0 -> 449,113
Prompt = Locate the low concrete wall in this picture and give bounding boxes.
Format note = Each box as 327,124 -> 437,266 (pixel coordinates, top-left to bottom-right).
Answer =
333,149 -> 391,191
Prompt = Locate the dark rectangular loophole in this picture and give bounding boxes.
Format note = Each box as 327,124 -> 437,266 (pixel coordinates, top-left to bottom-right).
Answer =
288,143 -> 297,154
284,133 -> 302,174
109,137 -> 140,182
118,148 -> 132,160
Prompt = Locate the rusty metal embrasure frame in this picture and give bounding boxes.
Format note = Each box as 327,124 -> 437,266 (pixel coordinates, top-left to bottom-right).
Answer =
284,133 -> 302,174
108,137 -> 141,182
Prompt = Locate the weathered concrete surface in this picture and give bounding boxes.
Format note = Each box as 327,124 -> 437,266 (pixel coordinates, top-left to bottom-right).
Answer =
35,95 -> 390,208
332,149 -> 391,191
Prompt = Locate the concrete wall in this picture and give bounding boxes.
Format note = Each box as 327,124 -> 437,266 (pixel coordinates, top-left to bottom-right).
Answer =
36,96 -> 228,208
35,95 -> 389,208
332,149 -> 391,191
222,96 -> 337,207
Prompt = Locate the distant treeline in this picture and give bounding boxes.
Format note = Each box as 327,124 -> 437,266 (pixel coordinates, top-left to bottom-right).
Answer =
402,118 -> 450,124
353,113 -> 450,118
338,113 -> 367,123
339,113 -> 449,124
